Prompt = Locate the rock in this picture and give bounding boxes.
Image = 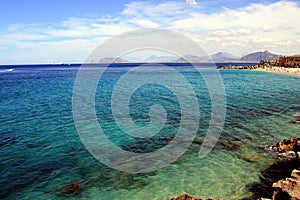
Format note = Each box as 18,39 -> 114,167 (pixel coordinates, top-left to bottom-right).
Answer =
291,120 -> 300,124
57,181 -> 82,196
221,141 -> 241,151
171,193 -> 202,200
171,193 -> 222,200
291,115 -> 300,123
217,65 -> 258,70
66,181 -> 82,195
192,137 -> 203,145
206,199 -> 223,200
238,154 -> 263,163
232,137 -> 252,142
271,137 -> 300,154
272,169 -> 300,200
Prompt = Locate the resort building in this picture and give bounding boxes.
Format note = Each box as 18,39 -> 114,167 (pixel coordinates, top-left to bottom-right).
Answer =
277,56 -> 300,68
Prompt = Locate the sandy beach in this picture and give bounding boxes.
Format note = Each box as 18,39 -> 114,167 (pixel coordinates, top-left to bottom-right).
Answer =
255,67 -> 300,76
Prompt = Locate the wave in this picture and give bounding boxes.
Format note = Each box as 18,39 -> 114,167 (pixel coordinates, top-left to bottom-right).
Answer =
0,68 -> 14,73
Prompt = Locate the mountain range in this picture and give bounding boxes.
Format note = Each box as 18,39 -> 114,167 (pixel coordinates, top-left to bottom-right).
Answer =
98,50 -> 282,63
144,51 -> 280,62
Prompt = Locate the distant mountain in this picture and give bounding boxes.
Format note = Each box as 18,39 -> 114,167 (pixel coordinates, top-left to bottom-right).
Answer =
98,57 -> 128,63
98,50 -> 284,63
178,52 -> 240,62
210,52 -> 240,61
145,55 -> 179,62
241,50 -> 281,62
178,55 -> 203,62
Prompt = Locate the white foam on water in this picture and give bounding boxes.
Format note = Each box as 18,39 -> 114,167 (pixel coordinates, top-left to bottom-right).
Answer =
0,69 -> 14,73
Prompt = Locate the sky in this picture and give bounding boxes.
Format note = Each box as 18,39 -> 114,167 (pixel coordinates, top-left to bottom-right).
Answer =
0,0 -> 299,64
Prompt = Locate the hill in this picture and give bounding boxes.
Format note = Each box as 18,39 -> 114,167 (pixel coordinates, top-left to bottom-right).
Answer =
241,50 -> 280,62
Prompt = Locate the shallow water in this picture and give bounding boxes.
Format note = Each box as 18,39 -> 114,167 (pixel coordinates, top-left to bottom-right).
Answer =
0,65 -> 300,199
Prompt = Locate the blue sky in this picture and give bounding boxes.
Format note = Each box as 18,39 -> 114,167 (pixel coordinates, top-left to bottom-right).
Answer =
0,0 -> 159,25
0,0 -> 299,64
0,0 -> 278,25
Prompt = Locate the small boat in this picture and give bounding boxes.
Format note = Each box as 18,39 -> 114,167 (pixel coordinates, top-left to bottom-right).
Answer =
53,62 -> 64,66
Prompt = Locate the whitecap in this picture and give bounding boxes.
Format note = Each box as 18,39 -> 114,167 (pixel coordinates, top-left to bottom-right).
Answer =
0,69 -> 15,73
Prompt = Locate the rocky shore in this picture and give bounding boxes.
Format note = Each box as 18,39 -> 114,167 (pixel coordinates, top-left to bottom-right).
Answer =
217,65 -> 259,70
271,169 -> 300,200
260,137 -> 300,200
217,63 -> 300,76
172,137 -> 300,200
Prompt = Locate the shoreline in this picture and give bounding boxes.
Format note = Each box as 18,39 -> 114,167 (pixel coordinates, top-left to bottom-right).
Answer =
217,65 -> 300,76
254,66 -> 300,76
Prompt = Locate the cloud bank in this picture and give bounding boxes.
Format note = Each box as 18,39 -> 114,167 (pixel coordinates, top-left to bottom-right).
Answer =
0,0 -> 299,64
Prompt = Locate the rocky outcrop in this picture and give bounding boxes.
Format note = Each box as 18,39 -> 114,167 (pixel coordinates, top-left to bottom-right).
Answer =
257,138 -> 300,199
271,138 -> 300,153
272,169 -> 300,200
217,65 -> 259,69
171,193 -> 200,200
171,193 -> 222,200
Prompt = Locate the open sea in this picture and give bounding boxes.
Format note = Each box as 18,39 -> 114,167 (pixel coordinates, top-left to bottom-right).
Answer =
0,63 -> 300,200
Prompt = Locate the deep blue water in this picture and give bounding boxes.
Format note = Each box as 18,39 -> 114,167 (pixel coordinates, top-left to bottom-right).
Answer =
0,63 -> 299,200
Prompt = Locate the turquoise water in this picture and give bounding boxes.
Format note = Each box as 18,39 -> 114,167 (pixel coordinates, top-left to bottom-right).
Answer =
0,66 -> 300,199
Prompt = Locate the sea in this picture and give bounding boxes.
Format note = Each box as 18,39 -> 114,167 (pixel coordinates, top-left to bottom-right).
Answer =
0,63 -> 299,200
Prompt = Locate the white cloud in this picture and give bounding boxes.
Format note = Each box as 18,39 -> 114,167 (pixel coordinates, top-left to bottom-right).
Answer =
0,0 -> 300,64
128,18 -> 160,28
170,1 -> 300,55
186,0 -> 198,5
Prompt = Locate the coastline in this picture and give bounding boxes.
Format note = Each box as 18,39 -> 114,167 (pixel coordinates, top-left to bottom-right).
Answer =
254,66 -> 300,76
217,65 -> 300,76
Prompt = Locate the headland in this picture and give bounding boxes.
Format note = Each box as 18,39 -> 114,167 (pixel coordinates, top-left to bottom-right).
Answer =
218,55 -> 300,76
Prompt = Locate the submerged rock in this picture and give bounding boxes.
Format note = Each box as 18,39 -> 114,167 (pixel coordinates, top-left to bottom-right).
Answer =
238,152 -> 266,163
192,137 -> 203,145
272,169 -> 300,200
291,115 -> 300,124
66,181 -> 82,195
291,119 -> 300,124
56,181 -> 83,196
171,193 -> 222,200
220,141 -> 241,151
